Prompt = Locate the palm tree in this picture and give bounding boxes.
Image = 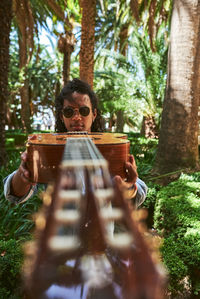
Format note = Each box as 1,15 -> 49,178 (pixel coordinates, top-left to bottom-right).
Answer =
57,23 -> 76,85
79,0 -> 96,87
131,27 -> 168,138
94,0 -> 171,132
95,51 -> 145,132
95,0 -> 171,54
12,0 -> 67,132
56,1 -> 80,85
154,0 -> 200,181
0,0 -> 12,166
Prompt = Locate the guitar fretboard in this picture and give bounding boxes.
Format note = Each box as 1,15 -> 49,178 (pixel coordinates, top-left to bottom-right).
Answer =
62,137 -> 107,167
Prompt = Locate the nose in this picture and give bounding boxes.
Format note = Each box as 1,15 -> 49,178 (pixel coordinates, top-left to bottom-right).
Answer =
71,109 -> 81,119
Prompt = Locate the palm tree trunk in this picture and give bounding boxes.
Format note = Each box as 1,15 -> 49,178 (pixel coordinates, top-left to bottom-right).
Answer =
19,33 -> 31,133
116,110 -> 125,132
0,0 -> 12,166
140,115 -> 158,138
114,23 -> 129,133
58,30 -> 76,86
79,0 -> 96,88
154,0 -> 200,177
63,51 -> 71,85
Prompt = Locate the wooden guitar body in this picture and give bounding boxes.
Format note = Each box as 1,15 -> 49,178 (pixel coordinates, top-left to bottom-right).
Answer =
26,132 -> 130,183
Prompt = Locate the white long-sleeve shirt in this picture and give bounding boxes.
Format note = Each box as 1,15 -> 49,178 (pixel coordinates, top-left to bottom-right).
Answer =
3,171 -> 147,208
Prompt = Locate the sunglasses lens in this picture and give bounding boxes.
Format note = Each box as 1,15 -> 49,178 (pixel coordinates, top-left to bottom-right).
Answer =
80,106 -> 90,116
63,106 -> 90,118
63,107 -> 74,118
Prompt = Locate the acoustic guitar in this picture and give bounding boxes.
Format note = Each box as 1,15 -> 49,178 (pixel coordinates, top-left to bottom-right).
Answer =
23,136 -> 165,299
26,132 -> 130,183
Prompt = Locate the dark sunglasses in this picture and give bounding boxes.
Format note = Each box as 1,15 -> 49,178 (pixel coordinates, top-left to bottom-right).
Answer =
62,106 -> 90,118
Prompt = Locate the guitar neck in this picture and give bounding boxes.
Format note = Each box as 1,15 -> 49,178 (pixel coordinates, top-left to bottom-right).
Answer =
23,136 -> 165,299
62,137 -> 106,167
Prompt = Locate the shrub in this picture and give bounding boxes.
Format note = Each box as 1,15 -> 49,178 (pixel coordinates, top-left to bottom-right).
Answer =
154,173 -> 200,296
141,182 -> 162,228
127,135 -> 160,227
0,239 -> 24,298
128,134 -> 158,179
5,138 -> 15,148
0,149 -> 42,241
0,149 -> 43,297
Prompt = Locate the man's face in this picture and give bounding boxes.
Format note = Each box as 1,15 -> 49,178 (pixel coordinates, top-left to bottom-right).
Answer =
61,92 -> 97,132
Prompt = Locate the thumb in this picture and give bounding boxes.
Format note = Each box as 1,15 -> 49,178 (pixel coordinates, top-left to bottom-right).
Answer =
113,175 -> 123,187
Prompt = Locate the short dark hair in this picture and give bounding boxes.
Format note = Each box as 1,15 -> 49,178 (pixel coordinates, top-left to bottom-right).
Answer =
55,78 -> 104,132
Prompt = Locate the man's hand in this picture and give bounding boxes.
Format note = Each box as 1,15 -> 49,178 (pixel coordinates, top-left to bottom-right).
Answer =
11,151 -> 35,197
113,155 -> 138,199
17,152 -> 32,183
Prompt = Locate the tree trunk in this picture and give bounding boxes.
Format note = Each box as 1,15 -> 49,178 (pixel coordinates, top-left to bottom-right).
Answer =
58,29 -> 76,86
154,0 -> 200,178
20,77 -> 31,133
115,23 -> 129,133
116,110 -> 125,132
79,0 -> 96,88
0,0 -> 12,166
198,106 -> 200,144
63,51 -> 71,85
140,115 -> 158,138
18,24 -> 31,133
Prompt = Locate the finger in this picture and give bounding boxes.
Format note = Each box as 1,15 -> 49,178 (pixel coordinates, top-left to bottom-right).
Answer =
19,163 -> 30,179
113,175 -> 123,187
125,162 -> 138,183
20,171 -> 35,185
18,170 -> 29,183
21,151 -> 28,162
20,151 -> 30,176
128,154 -> 133,163
128,154 -> 137,168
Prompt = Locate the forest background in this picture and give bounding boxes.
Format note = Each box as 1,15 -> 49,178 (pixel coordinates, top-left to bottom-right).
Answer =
0,0 -> 200,298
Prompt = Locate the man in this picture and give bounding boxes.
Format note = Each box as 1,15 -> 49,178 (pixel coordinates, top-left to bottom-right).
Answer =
4,78 -> 147,207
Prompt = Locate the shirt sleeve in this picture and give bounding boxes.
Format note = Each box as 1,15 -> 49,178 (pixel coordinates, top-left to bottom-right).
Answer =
3,170 -> 38,204
134,177 -> 148,208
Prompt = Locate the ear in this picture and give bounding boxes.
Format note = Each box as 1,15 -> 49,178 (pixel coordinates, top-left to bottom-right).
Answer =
93,108 -> 97,122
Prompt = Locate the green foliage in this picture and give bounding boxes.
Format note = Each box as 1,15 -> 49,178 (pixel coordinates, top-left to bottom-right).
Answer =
127,137 -> 200,296
129,26 -> 168,119
154,173 -> 200,235
8,38 -> 62,129
154,173 -> 200,296
94,52 -> 142,129
0,150 -> 42,241
94,25 -> 168,131
0,195 -> 42,241
0,239 -> 24,298
0,149 -> 42,297
161,236 -> 189,294
5,138 -> 15,148
27,48 -> 62,111
6,131 -> 28,147
0,151 -> 21,179
128,133 -> 158,178
127,134 -> 160,227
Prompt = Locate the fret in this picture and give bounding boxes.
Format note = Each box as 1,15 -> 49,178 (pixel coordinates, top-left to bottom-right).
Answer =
63,137 -> 104,161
